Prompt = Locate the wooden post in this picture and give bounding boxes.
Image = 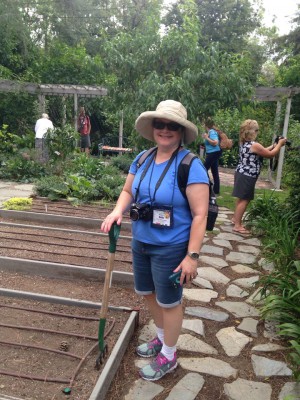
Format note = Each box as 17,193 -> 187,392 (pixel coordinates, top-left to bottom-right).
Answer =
74,94 -> 78,131
268,100 -> 281,185
38,94 -> 45,115
62,96 -> 66,126
119,110 -> 124,155
275,97 -> 291,190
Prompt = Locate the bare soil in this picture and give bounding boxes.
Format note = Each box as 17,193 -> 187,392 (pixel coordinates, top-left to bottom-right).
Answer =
0,199 -> 293,400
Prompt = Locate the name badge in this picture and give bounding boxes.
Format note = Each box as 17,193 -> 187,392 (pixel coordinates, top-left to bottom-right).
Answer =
151,205 -> 173,229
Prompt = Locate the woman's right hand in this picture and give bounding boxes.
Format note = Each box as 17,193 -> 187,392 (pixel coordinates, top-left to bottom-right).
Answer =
101,211 -> 122,233
278,137 -> 287,146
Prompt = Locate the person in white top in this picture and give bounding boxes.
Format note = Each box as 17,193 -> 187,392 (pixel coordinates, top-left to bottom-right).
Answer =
35,113 -> 54,139
35,113 -> 54,162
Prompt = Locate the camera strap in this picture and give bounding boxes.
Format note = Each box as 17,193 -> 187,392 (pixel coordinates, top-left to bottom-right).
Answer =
134,145 -> 181,203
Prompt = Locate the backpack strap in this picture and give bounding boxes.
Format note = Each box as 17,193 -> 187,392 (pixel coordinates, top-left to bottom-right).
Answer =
177,152 -> 198,199
136,147 -> 157,168
178,151 -> 216,201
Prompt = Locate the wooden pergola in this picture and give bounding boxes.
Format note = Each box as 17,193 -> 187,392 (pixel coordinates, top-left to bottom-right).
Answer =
252,86 -> 300,189
0,79 -> 107,130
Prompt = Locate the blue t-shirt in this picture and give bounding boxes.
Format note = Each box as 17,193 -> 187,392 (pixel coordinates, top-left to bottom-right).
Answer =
129,148 -> 209,246
205,129 -> 221,153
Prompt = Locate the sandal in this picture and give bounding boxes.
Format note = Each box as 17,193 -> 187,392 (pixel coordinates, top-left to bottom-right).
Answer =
233,227 -> 251,235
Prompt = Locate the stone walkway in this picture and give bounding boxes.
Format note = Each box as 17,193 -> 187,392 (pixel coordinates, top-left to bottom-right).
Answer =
0,180 -> 299,400
0,181 -> 34,206
125,210 -> 300,400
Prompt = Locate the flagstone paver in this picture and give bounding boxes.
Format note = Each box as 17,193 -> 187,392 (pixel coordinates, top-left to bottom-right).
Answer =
196,266 -> 230,284
177,334 -> 218,355
212,238 -> 233,250
230,264 -> 260,274
183,288 -> 218,302
182,319 -> 204,336
237,245 -> 261,256
224,378 -> 272,400
226,251 -> 257,264
192,276 -> 213,289
179,357 -> 238,378
199,255 -> 228,269
216,326 -> 253,356
124,379 -> 164,400
251,354 -> 293,377
215,301 -> 260,317
237,318 -> 259,337
165,373 -> 205,400
226,284 -> 249,298
232,275 -> 260,288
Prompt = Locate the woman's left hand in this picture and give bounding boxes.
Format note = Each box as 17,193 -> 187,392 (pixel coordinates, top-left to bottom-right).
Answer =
173,256 -> 198,285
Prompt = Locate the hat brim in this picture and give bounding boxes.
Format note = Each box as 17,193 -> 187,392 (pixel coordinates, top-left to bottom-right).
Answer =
135,111 -> 198,145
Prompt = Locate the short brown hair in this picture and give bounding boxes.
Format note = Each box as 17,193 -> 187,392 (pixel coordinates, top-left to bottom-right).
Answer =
205,118 -> 214,129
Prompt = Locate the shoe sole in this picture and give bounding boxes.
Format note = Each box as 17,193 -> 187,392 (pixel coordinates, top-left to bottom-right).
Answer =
139,362 -> 178,381
136,349 -> 161,358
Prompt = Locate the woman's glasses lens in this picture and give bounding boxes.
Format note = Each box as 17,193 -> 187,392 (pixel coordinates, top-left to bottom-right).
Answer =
153,120 -> 181,131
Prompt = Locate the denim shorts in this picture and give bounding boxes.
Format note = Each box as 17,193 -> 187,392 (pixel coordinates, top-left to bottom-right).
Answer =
131,239 -> 188,308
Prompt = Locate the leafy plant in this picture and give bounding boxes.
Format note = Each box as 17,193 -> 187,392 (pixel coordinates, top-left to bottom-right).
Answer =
33,175 -> 68,199
2,197 -> 32,210
110,153 -> 135,173
260,261 -> 300,380
45,124 -> 80,161
65,174 -> 98,204
0,155 -> 46,182
0,124 -> 24,154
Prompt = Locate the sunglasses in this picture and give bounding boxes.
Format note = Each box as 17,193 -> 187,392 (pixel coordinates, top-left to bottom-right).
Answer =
152,120 -> 182,131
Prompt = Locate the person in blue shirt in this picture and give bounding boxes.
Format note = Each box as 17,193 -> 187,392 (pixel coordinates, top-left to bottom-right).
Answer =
101,100 -> 209,381
203,118 -> 222,195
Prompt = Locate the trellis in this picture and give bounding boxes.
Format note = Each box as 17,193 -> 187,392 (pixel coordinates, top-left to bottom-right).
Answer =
252,86 -> 300,189
0,79 -> 107,130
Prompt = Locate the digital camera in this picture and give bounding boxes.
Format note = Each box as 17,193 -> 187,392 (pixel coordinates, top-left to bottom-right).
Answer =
129,203 -> 152,221
274,136 -> 291,147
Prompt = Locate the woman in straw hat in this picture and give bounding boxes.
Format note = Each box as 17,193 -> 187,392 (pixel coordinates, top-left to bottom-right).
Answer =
101,100 -> 209,381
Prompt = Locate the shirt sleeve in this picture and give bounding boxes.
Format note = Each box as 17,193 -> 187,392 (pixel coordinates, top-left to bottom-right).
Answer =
209,129 -> 219,142
187,158 -> 209,186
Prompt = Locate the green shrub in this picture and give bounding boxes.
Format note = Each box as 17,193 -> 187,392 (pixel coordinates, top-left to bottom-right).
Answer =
45,124 -> 80,161
260,261 -> 300,380
0,155 -> 46,182
111,153 -> 135,173
2,197 -> 32,210
34,175 -> 68,199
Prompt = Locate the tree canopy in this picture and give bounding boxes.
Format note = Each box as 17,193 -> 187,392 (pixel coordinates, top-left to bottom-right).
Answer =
0,0 -> 299,137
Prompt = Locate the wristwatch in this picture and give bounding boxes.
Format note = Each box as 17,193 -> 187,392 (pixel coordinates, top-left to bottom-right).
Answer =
187,251 -> 200,260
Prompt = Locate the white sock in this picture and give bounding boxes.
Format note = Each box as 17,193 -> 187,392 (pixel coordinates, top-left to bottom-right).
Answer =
161,343 -> 176,361
156,327 -> 164,343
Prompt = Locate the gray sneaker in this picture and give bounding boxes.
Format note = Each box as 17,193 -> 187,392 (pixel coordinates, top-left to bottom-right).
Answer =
139,352 -> 177,381
136,337 -> 162,358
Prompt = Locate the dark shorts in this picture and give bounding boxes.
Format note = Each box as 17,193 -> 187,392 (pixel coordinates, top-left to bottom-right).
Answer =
232,171 -> 257,200
132,239 -> 188,308
80,134 -> 91,148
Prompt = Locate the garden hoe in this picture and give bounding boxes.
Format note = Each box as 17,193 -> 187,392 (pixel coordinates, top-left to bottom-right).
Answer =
95,222 -> 120,369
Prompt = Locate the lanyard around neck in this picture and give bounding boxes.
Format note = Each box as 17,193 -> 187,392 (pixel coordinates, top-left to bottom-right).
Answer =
134,145 -> 181,203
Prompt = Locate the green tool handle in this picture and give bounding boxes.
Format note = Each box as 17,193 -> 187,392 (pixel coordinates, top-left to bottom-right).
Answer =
109,222 -> 120,253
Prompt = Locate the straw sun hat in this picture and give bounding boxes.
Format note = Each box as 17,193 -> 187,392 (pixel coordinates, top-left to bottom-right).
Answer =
135,100 -> 198,145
